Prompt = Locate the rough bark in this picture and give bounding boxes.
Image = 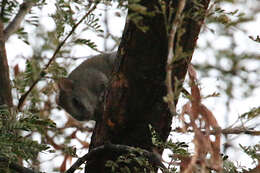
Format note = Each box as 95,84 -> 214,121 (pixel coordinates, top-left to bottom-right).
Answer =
85,0 -> 210,172
0,20 -> 13,107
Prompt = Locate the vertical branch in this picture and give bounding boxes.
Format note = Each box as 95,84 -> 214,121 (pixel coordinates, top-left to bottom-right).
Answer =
165,0 -> 186,116
103,5 -> 109,51
0,20 -> 13,107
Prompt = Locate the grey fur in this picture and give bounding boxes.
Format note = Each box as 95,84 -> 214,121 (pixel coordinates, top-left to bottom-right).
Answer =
57,52 -> 116,121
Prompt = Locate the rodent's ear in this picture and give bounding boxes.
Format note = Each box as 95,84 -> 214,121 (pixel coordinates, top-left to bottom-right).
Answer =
58,78 -> 74,92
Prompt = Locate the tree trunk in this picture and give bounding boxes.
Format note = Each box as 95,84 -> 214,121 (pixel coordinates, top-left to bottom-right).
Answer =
85,0 -> 210,172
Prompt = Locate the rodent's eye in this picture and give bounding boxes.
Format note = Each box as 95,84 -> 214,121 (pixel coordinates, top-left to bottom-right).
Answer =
98,83 -> 106,93
72,98 -> 85,111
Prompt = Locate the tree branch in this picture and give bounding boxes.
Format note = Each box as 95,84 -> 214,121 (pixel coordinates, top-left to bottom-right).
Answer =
165,0 -> 186,116
0,157 -> 37,173
17,2 -> 99,111
3,1 -> 35,41
174,127 -> 260,136
66,143 -> 166,173
87,0 -> 211,172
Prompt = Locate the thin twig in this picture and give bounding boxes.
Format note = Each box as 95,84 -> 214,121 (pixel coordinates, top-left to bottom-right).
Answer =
173,127 -> 260,136
165,0 -> 186,116
4,0 -> 35,41
17,3 -> 99,111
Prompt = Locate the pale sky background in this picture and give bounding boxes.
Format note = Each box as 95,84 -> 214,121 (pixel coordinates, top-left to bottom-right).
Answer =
5,0 -> 260,172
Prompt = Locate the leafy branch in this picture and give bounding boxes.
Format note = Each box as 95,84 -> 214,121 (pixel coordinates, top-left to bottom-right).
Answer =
65,143 -> 167,173
0,157 -> 37,173
17,2 -> 99,111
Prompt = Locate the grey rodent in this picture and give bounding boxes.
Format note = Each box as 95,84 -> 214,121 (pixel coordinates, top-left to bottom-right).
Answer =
57,52 -> 116,121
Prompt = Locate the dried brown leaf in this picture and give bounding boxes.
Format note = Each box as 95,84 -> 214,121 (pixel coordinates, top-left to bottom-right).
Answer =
14,64 -> 20,76
179,65 -> 222,172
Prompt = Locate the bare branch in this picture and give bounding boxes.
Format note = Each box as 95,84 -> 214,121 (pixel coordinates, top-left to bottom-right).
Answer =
174,127 -> 260,136
17,2 -> 99,111
165,0 -> 186,116
4,1 -> 35,41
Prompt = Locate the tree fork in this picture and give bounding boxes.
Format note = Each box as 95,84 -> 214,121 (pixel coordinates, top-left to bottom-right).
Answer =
85,0 -> 210,172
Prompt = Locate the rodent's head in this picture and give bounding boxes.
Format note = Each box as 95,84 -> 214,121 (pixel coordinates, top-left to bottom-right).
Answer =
57,78 -> 97,121
56,52 -> 115,121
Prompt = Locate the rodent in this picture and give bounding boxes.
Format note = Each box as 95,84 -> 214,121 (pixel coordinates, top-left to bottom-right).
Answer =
57,52 -> 116,121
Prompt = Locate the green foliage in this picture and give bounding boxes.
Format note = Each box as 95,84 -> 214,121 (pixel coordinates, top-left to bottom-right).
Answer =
207,6 -> 249,28
127,0 -> 157,32
16,27 -> 30,45
240,144 -> 260,163
166,140 -> 189,157
24,59 -> 41,84
195,0 -> 260,120
149,124 -> 164,149
51,1 -> 76,38
74,38 -> 98,51
48,61 -> 68,79
0,106 -> 55,163
0,0 -> 46,44
0,0 -> 20,23
62,146 -> 77,157
149,124 -> 189,157
223,159 -> 242,173
105,125 -> 189,172
249,35 -> 260,43
239,107 -> 260,119
84,14 -> 103,33
3,1 -> 109,171
13,58 -> 47,96
25,12 -> 40,28
105,148 -> 157,173
192,1 -> 260,172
